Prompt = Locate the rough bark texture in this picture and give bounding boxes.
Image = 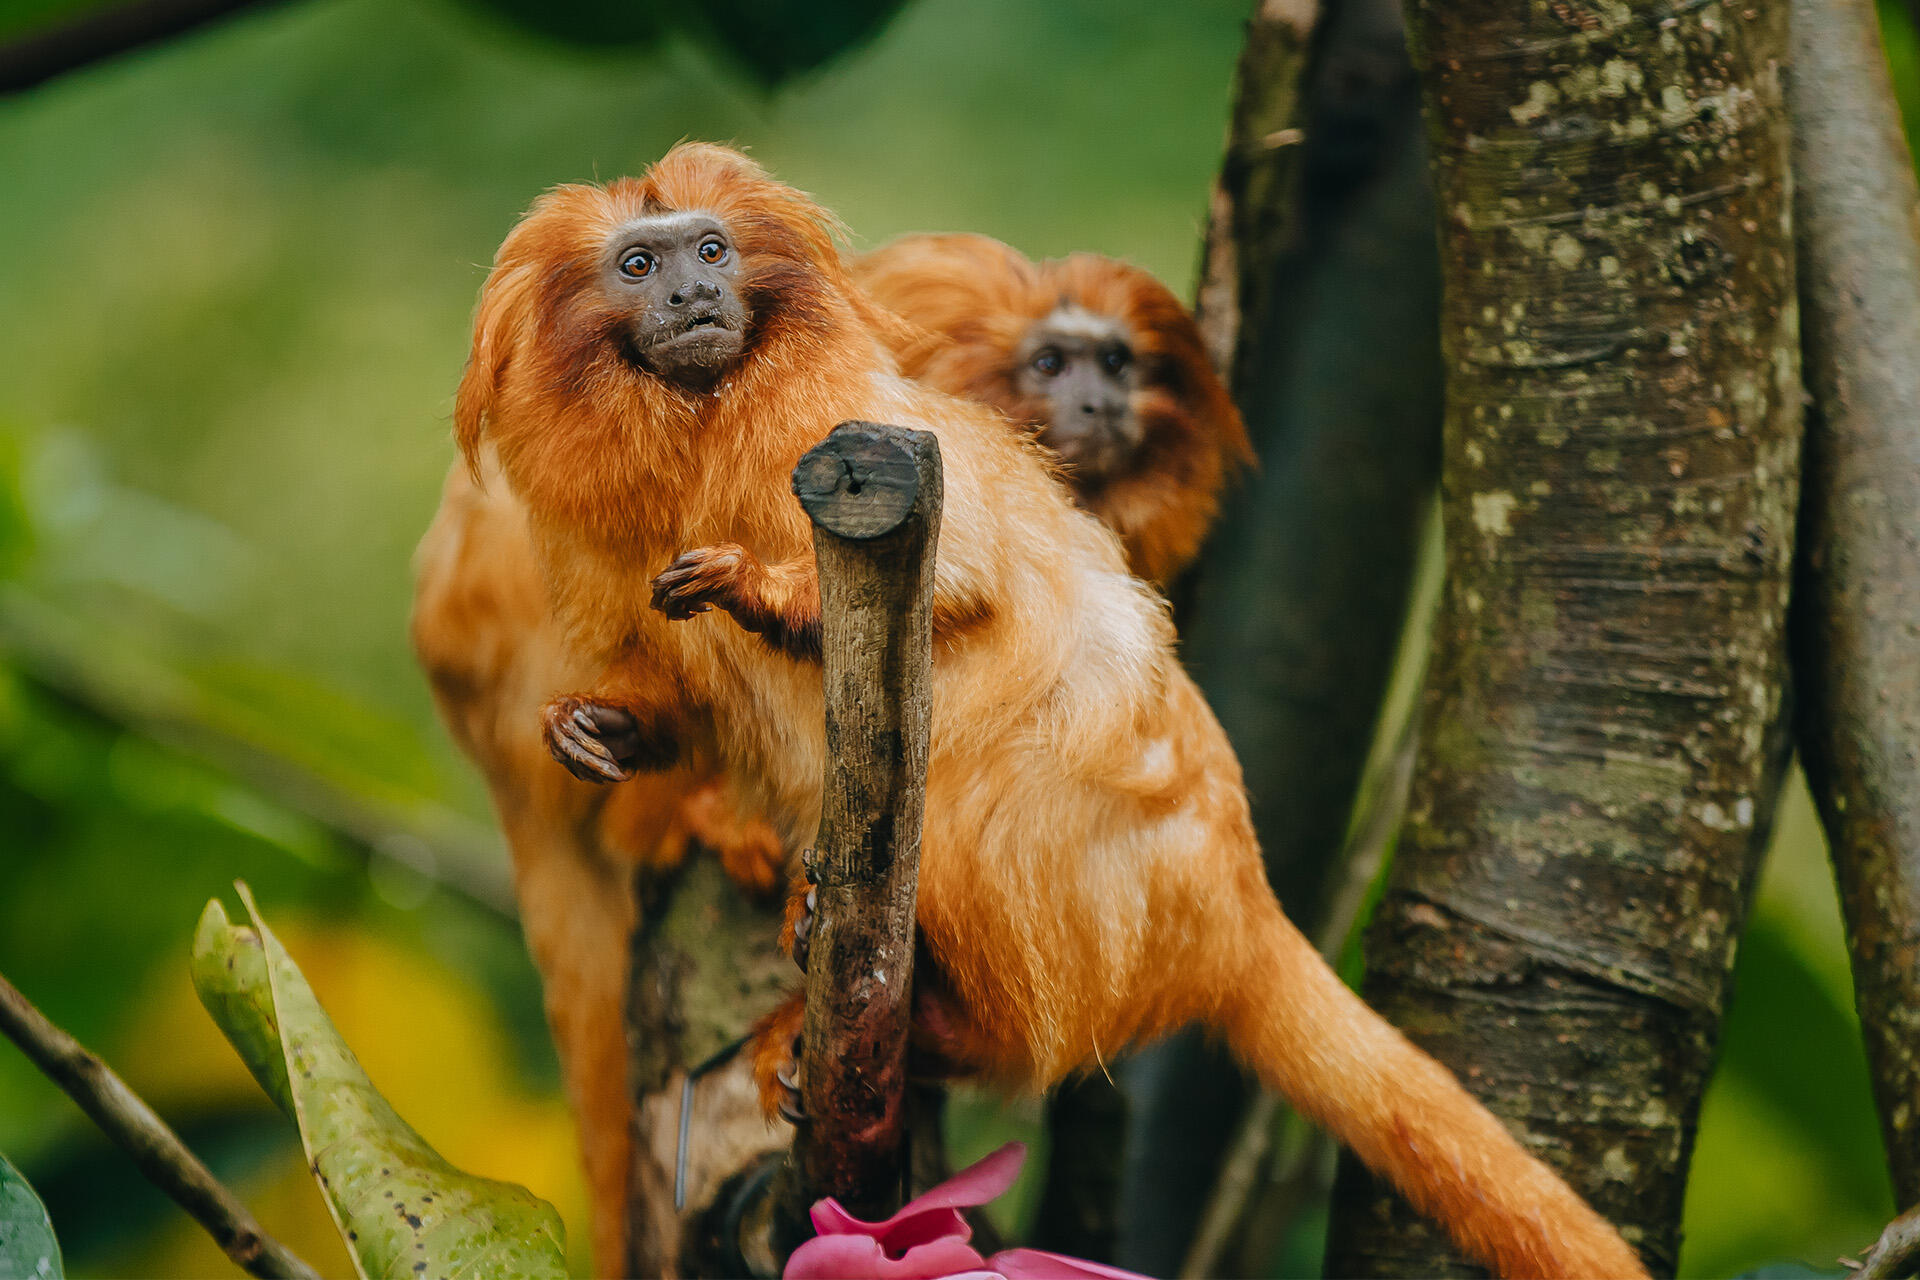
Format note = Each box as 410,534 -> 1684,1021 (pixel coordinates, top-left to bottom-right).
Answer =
624,858 -> 790,1278
783,422 -> 942,1223
1195,0 -> 1326,387
1322,1 -> 1802,1274
1101,0 -> 1443,1267
1787,0 -> 1920,1209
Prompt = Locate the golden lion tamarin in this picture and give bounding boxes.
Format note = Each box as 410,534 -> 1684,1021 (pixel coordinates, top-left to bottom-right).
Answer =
453,142 -> 1647,1280
854,233 -> 1249,585
417,215 -> 1251,1280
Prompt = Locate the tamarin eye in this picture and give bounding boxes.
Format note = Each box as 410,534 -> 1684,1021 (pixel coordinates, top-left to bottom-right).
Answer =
698,239 -> 728,264
620,249 -> 657,279
1032,349 -> 1064,377
1102,347 -> 1131,375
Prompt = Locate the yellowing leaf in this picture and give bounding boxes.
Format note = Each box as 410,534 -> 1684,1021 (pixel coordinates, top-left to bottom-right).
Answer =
192,886 -> 567,1280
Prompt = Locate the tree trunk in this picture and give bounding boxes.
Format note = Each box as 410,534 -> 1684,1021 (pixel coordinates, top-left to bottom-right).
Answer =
1322,0 -> 1802,1274
1787,0 -> 1920,1210
625,859 -> 790,1277
1097,0 -> 1443,1268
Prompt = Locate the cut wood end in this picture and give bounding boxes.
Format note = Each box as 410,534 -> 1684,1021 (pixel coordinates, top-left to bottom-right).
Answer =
792,421 -> 940,541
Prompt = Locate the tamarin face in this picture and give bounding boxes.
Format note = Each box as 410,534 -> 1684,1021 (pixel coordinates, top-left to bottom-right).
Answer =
602,211 -> 750,384
1010,305 -> 1142,480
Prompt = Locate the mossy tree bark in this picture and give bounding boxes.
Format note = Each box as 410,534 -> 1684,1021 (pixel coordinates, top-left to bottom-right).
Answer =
1787,0 -> 1920,1210
1322,1 -> 1801,1274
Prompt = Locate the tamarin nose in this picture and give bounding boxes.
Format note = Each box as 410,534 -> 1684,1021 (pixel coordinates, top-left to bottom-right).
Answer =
673,279 -> 722,307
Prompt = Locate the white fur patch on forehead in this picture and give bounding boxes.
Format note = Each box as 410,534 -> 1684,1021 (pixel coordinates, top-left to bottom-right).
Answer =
1041,304 -> 1129,343
608,209 -> 728,241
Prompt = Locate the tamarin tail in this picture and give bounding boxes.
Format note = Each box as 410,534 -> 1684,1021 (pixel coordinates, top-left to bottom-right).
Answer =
1224,901 -> 1649,1280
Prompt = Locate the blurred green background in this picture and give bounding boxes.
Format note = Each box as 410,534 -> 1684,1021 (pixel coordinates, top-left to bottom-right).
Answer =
0,0 -> 1914,1275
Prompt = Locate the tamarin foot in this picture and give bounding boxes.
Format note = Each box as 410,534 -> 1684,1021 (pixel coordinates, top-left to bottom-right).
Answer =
749,995 -> 807,1124
675,781 -> 788,899
542,696 -> 673,782
778,871 -> 816,971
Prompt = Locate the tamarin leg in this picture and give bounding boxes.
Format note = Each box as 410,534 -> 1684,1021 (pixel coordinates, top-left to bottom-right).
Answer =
670,779 -> 788,899
502,809 -> 638,1277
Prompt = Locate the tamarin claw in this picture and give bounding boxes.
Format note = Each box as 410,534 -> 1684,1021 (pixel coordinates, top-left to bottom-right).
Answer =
542,696 -> 638,783
791,887 -> 817,972
774,1048 -> 805,1126
649,545 -> 749,619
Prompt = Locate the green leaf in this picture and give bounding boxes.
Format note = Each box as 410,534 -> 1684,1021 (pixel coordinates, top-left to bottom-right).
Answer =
0,1153 -> 62,1280
190,900 -> 292,1116
192,885 -> 567,1280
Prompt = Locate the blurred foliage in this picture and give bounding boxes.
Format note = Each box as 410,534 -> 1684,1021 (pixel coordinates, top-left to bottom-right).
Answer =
0,0 -> 97,45
3,0 -> 916,88
462,0 -> 912,85
0,0 -> 1909,1275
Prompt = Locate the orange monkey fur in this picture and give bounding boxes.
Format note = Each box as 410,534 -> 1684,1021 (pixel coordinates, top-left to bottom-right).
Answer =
419,230 -> 1244,1276
411,453 -> 784,1274
854,232 -> 1250,585
455,143 -> 1648,1280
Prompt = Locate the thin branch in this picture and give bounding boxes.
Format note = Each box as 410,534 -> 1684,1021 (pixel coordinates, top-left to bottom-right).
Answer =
0,969 -> 320,1280
0,0 -> 288,95
1855,1203 -> 1920,1280
1787,0 -> 1920,1207
1193,0 -> 1325,383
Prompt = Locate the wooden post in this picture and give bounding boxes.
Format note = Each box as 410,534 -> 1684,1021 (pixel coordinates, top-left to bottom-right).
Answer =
782,421 -> 942,1225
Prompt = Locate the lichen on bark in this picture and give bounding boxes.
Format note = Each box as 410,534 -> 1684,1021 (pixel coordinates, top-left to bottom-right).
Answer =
1322,0 -> 1802,1274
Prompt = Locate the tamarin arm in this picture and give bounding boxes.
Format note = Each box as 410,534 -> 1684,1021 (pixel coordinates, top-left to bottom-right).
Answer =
652,543 -> 993,662
652,544 -> 823,661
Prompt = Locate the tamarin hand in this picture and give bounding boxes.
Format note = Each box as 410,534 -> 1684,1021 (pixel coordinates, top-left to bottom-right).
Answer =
651,544 -> 821,661
542,695 -> 673,783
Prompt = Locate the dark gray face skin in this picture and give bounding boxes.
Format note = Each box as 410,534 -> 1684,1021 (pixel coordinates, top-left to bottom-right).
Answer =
604,211 -> 750,386
1014,306 -> 1140,478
